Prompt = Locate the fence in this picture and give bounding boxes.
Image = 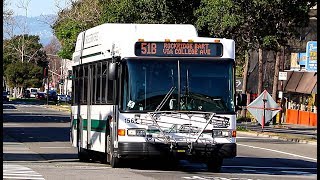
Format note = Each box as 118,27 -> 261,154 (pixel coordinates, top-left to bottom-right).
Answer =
286,109 -> 317,126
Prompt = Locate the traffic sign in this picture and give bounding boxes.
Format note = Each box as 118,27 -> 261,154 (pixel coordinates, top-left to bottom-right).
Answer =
247,90 -> 281,128
278,72 -> 287,81
236,78 -> 243,92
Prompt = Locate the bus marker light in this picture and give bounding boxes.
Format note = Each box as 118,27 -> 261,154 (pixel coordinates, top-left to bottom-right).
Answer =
188,39 -> 194,42
138,39 -> 144,42
176,39 -> 182,42
214,39 -> 220,43
165,39 -> 170,42
118,129 -> 126,136
232,130 -> 236,137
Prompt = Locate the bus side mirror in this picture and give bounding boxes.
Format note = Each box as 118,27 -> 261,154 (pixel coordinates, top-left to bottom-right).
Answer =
237,93 -> 247,106
108,62 -> 117,80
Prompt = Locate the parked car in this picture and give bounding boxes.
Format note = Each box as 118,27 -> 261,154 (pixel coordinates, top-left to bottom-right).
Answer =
28,88 -> 39,98
48,90 -> 58,102
36,92 -> 46,100
23,90 -> 31,98
58,94 -> 71,103
3,91 -> 9,101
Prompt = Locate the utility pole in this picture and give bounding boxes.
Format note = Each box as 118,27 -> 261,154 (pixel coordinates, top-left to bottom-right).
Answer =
47,71 -> 49,105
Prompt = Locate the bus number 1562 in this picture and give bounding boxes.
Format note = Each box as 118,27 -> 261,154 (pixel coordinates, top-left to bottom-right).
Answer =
124,118 -> 139,124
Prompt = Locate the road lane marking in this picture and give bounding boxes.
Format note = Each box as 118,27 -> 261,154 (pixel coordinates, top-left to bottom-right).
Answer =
237,143 -> 317,161
281,171 -> 310,175
3,164 -> 45,180
222,166 -> 317,170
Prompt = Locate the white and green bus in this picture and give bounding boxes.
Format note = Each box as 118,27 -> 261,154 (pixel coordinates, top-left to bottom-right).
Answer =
70,23 -> 246,172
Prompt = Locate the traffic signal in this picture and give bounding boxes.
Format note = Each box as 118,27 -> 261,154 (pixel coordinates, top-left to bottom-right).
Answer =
43,67 -> 48,78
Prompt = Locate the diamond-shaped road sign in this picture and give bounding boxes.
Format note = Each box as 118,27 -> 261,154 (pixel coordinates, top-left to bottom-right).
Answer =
247,90 -> 282,128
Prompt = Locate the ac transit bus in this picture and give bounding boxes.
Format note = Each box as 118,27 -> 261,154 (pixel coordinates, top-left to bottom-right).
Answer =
70,23 -> 246,172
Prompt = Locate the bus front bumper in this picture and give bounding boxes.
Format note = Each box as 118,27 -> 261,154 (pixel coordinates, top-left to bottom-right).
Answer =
115,142 -> 236,159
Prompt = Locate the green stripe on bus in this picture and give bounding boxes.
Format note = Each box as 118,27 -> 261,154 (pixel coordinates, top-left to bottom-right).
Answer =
73,119 -> 108,133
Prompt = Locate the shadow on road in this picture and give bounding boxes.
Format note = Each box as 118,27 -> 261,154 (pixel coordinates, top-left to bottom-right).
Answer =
98,156 -> 317,176
3,127 -> 70,142
3,113 -> 69,123
3,104 -> 17,109
3,153 -> 77,162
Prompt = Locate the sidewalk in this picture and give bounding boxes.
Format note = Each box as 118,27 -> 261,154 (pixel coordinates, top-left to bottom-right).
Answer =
43,104 -> 71,112
237,122 -> 317,145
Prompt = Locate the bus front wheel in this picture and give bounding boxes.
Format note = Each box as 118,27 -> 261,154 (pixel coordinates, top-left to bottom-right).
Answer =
110,152 -> 121,168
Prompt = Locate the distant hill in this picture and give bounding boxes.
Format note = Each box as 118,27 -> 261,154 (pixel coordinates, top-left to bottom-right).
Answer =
5,15 -> 57,46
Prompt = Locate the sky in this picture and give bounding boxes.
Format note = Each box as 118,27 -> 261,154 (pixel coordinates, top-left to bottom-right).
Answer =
8,0 -> 70,17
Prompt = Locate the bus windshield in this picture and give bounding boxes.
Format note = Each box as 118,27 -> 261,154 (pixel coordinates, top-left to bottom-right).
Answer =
121,58 -> 235,113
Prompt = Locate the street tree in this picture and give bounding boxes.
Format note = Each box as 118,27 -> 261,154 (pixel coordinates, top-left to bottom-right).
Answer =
53,0 -> 202,59
4,34 -> 48,67
5,62 -> 43,95
196,0 -> 316,114
3,34 -> 48,97
53,0 -> 103,59
195,0 -> 264,117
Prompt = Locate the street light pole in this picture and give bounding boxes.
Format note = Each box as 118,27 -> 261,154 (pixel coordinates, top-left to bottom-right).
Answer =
262,97 -> 267,132
46,67 -> 49,105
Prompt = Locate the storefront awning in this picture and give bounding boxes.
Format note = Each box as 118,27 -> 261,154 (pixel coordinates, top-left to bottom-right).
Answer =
311,83 -> 317,94
284,71 -> 303,92
295,72 -> 317,94
284,71 -> 317,94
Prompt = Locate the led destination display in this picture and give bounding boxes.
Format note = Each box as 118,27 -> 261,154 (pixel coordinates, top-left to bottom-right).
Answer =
135,42 -> 223,57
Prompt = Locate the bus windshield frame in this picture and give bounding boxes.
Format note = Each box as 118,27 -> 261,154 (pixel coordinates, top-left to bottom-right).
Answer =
120,58 -> 235,114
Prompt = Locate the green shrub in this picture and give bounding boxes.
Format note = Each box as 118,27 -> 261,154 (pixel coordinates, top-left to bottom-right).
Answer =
236,126 -> 248,131
237,116 -> 252,122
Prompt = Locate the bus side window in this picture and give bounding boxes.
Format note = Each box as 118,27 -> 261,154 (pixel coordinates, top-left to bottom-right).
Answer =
95,63 -> 101,104
73,67 -> 78,105
107,77 -> 114,103
78,66 -> 84,104
83,65 -> 88,104
91,64 -> 96,104
101,62 -> 108,104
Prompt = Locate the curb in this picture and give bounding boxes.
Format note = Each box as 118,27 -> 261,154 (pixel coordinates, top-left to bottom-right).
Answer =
44,105 -> 71,112
237,131 -> 317,145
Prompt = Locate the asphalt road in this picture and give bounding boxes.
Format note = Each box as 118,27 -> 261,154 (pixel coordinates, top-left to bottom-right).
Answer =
3,101 -> 317,180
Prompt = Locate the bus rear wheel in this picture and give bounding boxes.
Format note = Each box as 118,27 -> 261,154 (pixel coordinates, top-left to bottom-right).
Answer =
78,147 -> 90,162
206,157 -> 223,173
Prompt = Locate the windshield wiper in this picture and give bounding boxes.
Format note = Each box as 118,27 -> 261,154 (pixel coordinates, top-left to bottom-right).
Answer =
155,86 -> 176,111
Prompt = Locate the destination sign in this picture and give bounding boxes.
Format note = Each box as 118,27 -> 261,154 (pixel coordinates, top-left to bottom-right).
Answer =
135,42 -> 223,57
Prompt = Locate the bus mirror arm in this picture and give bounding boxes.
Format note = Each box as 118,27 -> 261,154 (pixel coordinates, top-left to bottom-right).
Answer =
236,93 -> 247,107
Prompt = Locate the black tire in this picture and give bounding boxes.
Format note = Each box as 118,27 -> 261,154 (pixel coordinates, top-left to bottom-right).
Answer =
207,157 -> 223,173
110,152 -> 121,168
78,147 -> 90,162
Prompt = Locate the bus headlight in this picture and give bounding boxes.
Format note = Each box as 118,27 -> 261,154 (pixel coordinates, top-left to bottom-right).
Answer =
212,130 -> 232,137
127,128 -> 146,137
